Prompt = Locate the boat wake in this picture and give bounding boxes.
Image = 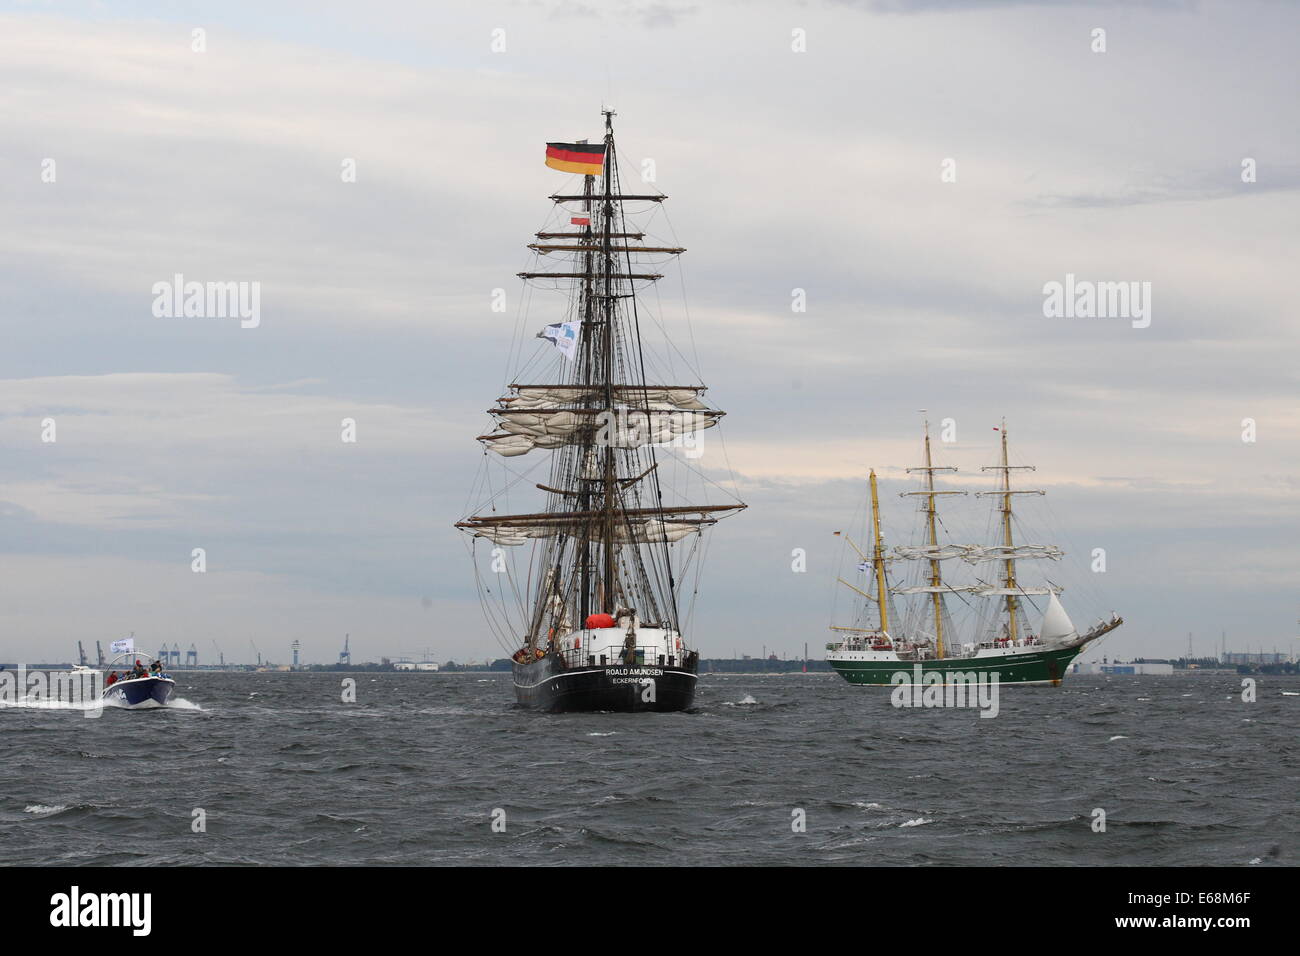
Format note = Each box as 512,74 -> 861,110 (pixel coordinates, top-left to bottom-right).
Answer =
0,697 -> 104,713
0,696 -> 202,712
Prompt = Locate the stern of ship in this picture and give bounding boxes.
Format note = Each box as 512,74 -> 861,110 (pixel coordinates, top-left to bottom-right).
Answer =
512,623 -> 697,712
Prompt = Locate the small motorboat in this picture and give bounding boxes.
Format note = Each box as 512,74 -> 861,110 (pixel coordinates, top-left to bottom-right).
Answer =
102,656 -> 175,710
104,673 -> 175,709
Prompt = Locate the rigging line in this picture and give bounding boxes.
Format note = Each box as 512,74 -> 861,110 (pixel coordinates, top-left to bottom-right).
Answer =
463,451 -> 550,518
510,343 -> 562,387
659,441 -> 747,505
602,133 -> 667,625
641,285 -> 676,385
681,532 -> 706,640
618,166 -> 682,634
477,466 -> 531,632
1033,490 -> 1108,616
829,484 -> 869,630
459,447 -> 490,519
699,411 -> 744,503
505,236 -> 550,390
655,202 -> 705,380
637,263 -> 705,385
589,198 -> 696,385
466,539 -> 517,652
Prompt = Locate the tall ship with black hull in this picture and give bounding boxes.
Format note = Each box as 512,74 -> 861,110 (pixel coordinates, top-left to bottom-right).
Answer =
826,421 -> 1122,686
456,111 -> 745,713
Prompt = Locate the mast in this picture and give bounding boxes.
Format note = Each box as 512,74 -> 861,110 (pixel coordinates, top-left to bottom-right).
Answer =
600,109 -> 617,614
923,426 -> 943,653
577,136 -> 596,630
870,470 -> 889,634
976,420 -> 1041,643
997,422 -> 1018,641
460,110 -> 745,654
901,418 -> 967,657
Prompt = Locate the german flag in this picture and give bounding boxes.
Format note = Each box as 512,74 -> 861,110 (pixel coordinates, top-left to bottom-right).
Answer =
545,142 -> 606,176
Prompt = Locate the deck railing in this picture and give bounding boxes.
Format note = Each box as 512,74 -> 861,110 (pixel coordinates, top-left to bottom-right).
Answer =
556,644 -> 681,669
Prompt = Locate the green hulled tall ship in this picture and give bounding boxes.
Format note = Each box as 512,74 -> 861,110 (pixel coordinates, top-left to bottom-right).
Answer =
826,421 -> 1121,686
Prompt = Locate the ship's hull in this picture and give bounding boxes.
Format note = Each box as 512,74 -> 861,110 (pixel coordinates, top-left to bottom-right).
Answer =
103,677 -> 175,709
829,644 -> 1085,686
513,652 -> 696,712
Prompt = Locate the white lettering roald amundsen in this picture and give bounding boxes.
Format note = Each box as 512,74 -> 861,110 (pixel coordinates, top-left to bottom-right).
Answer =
151,273 -> 260,328
1041,273 -> 1151,329
49,886 -> 151,936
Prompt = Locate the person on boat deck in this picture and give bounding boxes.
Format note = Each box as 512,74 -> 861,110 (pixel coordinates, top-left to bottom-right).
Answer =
106,671 -> 118,686
150,660 -> 162,675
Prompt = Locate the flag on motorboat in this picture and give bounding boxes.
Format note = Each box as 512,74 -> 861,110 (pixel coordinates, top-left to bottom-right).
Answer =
110,638 -> 134,654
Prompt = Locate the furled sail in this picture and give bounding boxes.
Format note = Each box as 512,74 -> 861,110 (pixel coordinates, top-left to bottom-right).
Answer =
974,585 -> 1062,596
481,409 -> 720,456
893,544 -> 978,561
468,519 -> 706,547
964,544 -> 1063,563
502,385 -> 708,410
889,584 -> 980,594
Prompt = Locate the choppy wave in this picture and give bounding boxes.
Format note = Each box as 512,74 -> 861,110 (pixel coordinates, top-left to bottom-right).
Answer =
2,670 -> 1297,865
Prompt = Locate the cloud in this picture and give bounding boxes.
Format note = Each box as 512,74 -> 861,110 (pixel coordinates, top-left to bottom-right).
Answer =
2,2 -> 1298,663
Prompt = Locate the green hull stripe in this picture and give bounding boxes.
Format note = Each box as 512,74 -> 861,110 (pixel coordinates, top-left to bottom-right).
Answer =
829,646 -> 1084,685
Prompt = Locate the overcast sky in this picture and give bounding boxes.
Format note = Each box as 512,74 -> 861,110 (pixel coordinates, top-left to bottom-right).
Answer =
2,0 -> 1297,665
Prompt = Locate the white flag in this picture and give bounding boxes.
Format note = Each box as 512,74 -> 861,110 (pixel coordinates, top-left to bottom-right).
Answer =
110,638 -> 134,655
537,321 -> 581,361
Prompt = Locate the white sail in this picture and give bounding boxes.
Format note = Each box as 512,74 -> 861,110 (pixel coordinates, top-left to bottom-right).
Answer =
620,520 -> 701,544
893,544 -> 978,561
495,410 -> 586,435
889,584 -> 980,594
1039,591 -> 1078,644
974,585 -> 1061,596
964,544 -> 1063,563
502,386 -> 708,410
482,410 -> 718,456
479,433 -> 560,457
471,525 -> 552,545
471,519 -> 701,547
